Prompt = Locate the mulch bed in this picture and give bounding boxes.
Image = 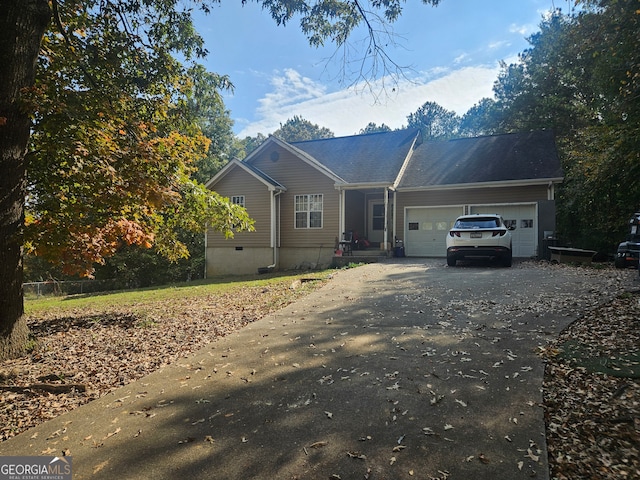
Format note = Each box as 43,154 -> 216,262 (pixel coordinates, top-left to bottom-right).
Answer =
543,292 -> 640,479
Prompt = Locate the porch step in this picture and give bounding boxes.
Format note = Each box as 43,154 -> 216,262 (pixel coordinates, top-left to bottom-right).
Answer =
331,250 -> 390,268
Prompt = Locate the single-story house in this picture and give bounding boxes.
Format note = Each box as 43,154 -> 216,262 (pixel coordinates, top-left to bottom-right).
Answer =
204,129 -> 563,275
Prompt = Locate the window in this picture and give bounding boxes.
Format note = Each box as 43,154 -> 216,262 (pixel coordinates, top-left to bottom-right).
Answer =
372,204 -> 385,230
231,195 -> 245,207
295,194 -> 323,229
521,219 -> 533,228
454,217 -> 500,229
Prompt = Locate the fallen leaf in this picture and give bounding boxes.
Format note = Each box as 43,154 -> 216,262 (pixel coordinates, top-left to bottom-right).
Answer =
346,451 -> 366,460
525,448 -> 540,462
308,441 -> 328,448
104,427 -> 121,439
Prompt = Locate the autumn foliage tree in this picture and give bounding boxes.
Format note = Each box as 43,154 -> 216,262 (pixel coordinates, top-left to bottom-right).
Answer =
1,0 -> 255,360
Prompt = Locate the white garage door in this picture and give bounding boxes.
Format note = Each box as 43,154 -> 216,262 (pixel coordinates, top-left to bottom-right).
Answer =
405,206 -> 464,257
470,204 -> 537,257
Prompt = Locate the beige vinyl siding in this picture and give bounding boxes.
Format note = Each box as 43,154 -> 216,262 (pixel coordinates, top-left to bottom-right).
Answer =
250,147 -> 340,248
206,167 -> 271,248
394,184 -> 548,239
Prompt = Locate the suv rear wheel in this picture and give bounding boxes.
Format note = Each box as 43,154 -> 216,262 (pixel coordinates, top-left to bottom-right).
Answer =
501,249 -> 513,267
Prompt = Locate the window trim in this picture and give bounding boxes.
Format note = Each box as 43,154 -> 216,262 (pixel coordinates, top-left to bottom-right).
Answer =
294,194 -> 323,229
231,195 -> 245,208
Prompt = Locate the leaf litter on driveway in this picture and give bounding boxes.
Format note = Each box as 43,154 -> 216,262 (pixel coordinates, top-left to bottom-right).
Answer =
0,261 -> 637,479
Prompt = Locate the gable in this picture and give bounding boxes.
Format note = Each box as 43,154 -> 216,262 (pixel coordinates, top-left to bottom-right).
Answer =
205,158 -> 285,192
245,136 -> 344,185
247,141 -> 341,189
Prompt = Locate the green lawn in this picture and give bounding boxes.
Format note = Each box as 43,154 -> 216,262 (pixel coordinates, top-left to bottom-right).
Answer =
24,271 -> 333,315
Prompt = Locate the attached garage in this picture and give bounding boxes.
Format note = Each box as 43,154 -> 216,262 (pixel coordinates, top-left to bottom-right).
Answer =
404,206 -> 464,257
403,203 -> 539,258
469,204 -> 537,257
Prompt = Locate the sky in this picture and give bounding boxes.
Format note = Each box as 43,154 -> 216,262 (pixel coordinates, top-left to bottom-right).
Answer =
194,0 -> 570,138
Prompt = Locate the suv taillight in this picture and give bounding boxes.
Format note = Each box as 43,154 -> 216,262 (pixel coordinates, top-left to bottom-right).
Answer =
449,231 -> 460,237
492,230 -> 507,237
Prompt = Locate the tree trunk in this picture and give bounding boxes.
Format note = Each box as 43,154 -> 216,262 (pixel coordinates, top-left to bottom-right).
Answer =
0,0 -> 50,360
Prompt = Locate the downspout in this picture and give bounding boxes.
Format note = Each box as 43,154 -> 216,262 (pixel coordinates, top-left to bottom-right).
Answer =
203,224 -> 208,279
392,189 -> 397,248
383,187 -> 389,251
271,189 -> 283,268
339,187 -> 345,241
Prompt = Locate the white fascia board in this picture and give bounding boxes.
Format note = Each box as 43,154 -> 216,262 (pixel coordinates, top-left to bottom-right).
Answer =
335,182 -> 393,190
395,177 -> 564,192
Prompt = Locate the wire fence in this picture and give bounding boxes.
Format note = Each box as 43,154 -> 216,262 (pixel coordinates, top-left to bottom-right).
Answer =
23,279 -> 118,298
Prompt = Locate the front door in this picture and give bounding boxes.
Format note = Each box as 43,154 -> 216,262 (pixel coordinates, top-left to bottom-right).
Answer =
368,201 -> 389,245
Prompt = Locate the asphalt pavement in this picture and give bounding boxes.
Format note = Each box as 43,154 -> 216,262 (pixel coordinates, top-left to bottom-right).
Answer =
0,258 -> 633,479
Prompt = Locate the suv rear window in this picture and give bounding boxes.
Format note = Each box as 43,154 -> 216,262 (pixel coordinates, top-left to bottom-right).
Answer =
454,217 -> 500,229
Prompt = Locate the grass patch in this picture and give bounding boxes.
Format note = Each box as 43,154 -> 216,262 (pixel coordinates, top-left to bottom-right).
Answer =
557,339 -> 640,379
25,270 -> 333,315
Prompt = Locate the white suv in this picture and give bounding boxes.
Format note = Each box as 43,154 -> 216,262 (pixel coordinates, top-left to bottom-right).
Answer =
446,214 -> 514,267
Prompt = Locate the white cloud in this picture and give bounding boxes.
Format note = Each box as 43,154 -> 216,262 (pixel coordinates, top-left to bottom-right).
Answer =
258,69 -> 327,111
453,53 -> 469,64
488,40 -> 509,50
509,22 -> 532,36
237,64 -> 501,138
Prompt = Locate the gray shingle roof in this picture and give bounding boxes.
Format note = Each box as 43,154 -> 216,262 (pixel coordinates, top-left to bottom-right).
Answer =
291,129 -> 420,185
397,130 -> 563,189
240,160 -> 287,190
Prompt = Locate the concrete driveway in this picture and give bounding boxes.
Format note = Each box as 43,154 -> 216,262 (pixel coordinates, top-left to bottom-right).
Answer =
0,259 -> 633,479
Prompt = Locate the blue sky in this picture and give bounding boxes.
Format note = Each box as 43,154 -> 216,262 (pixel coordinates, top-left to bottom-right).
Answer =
194,0 -> 568,138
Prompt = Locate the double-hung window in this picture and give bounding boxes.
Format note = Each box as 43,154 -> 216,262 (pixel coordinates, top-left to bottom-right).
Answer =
231,195 -> 245,207
295,194 -> 323,229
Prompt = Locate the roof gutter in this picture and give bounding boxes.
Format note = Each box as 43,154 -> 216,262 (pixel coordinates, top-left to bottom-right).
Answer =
396,177 -> 565,192
334,182 -> 395,190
